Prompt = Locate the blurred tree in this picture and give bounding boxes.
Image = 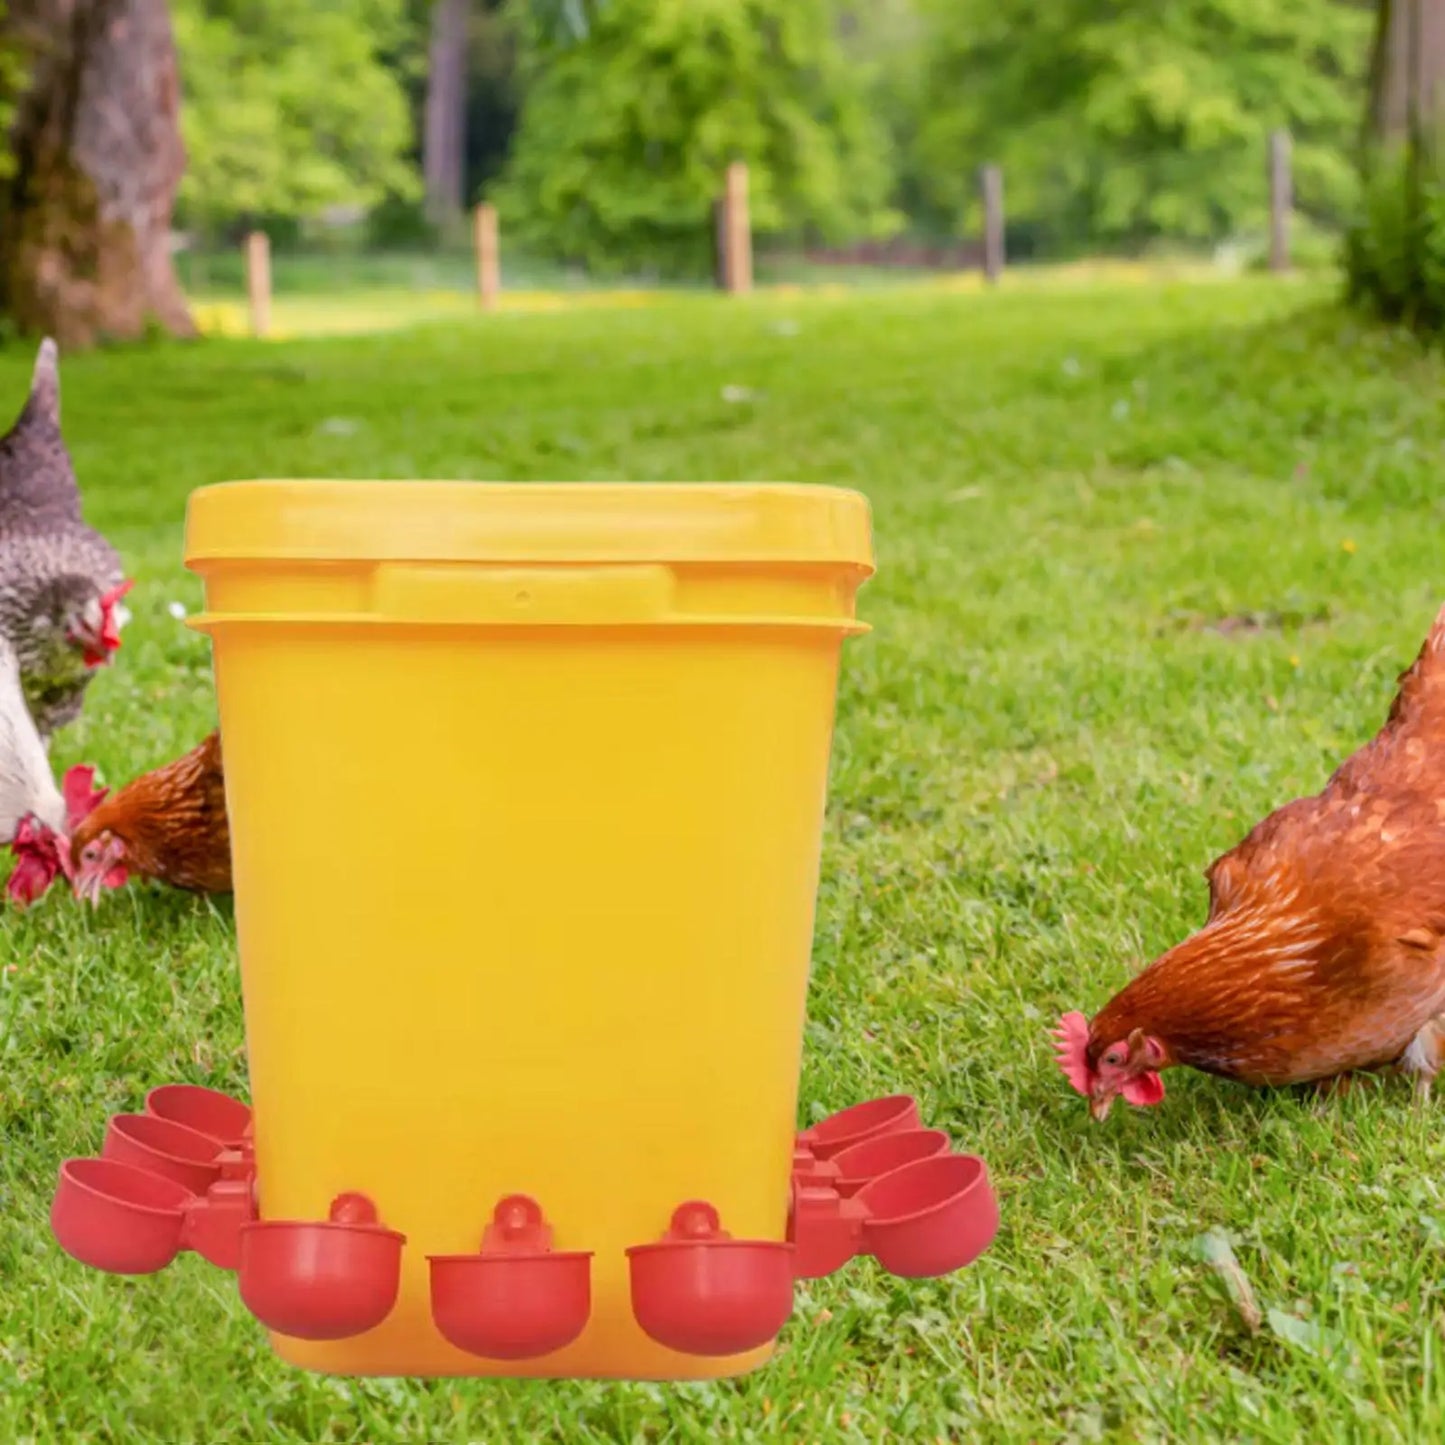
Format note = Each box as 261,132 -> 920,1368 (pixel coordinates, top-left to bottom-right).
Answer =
1344,1 -> 1445,329
169,0 -> 420,235
457,0 -> 598,204
1367,0 -> 1445,144
424,0 -> 470,222
496,0 -> 897,276
914,0 -> 1371,254
835,0 -> 931,226
0,4 -> 20,183
463,1 -> 523,199
408,0 -> 595,235
0,0 -> 194,345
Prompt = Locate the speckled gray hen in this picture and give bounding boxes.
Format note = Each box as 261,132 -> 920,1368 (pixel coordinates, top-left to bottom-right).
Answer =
0,339 -> 128,742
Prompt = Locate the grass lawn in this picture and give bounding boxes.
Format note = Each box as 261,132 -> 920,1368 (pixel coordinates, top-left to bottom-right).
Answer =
6,276 -> 1445,1441
183,250 -> 1236,339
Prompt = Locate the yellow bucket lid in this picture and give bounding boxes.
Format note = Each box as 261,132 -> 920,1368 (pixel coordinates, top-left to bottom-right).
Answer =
185,481 -> 874,571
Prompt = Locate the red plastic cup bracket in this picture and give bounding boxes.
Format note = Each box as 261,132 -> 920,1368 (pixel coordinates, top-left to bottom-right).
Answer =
480,1193 -> 553,1254
328,1192 -> 380,1227
183,1175 -> 257,1268
663,1201 -> 731,1242
789,1179 -> 865,1279
429,1194 -> 592,1360
216,1148 -> 255,1185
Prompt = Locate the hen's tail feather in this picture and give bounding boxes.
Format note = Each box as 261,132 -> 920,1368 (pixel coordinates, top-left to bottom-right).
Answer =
1383,600 -> 1445,729
28,338 -> 58,425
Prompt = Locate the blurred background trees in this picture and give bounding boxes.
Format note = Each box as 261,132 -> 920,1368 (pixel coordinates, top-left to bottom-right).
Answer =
495,0 -> 897,277
169,0 -> 419,238
1344,0 -> 1445,329
913,0 -> 1370,259
0,0 -> 1431,336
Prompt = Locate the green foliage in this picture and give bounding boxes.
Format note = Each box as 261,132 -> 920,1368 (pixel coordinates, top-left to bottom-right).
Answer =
518,0 -> 606,45
495,0 -> 898,276
1241,213 -> 1342,271
1344,143 -> 1445,332
170,0 -> 422,231
835,0 -> 936,227
0,2 -> 26,182
914,0 -> 1371,253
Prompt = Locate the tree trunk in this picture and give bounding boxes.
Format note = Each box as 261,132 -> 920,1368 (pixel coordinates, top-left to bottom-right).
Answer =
0,0 -> 193,347
1368,0 -> 1445,147
423,0 -> 470,223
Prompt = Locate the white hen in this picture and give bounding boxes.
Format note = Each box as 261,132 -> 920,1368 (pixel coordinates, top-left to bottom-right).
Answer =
0,634 -> 65,842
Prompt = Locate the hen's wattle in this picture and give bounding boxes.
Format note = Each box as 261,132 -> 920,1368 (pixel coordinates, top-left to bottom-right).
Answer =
5,763 -> 108,906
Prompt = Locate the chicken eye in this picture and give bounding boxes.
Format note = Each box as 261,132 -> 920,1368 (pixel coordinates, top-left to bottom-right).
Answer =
1104,1048 -> 1125,1066
82,844 -> 98,863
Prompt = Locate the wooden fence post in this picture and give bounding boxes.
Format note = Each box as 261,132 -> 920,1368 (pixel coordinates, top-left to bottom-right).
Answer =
722,161 -> 753,294
1268,129 -> 1292,273
980,165 -> 1004,284
474,202 -> 500,310
245,230 -> 271,338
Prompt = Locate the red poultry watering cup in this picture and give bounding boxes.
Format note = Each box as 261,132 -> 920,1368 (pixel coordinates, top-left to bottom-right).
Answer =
52,1155 -> 257,1275
794,1095 -> 922,1163
238,1193 -> 405,1342
627,1201 -> 794,1357
103,1114 -> 226,1195
790,1150 -> 1000,1281
145,1084 -> 252,1149
52,1158 -> 197,1274
855,1154 -> 999,1278
797,1128 -> 951,1196
428,1196 -> 592,1361
430,1253 -> 593,1361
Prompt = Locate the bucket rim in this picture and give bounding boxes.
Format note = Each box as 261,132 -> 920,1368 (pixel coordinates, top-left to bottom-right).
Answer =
184,480 -> 876,571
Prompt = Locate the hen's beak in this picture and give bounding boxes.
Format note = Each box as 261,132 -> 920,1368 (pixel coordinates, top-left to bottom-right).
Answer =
1088,1090 -> 1114,1123
73,867 -> 104,907
67,617 -> 108,669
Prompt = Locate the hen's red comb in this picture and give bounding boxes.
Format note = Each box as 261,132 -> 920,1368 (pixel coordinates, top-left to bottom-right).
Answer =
5,765 -> 108,907
62,764 -> 108,831
98,579 -> 133,653
1053,1011 -> 1093,1096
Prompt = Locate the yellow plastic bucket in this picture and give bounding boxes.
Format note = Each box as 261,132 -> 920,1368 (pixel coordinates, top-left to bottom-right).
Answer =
183,481 -> 873,1379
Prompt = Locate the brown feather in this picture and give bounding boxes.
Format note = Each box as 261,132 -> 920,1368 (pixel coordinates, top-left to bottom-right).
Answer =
71,730 -> 230,893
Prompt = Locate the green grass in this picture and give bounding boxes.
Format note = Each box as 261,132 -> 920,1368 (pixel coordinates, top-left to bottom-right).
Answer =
179,244 -> 1251,342
5,276 -> 1445,1440
176,242 -> 951,302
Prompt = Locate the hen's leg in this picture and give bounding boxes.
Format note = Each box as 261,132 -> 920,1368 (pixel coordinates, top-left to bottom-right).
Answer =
1400,1019 -> 1444,1100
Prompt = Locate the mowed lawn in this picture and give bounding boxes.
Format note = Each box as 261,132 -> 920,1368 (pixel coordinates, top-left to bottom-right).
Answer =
6,276 -> 1445,1442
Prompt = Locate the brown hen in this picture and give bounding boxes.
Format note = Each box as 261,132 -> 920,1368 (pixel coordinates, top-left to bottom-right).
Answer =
69,729 -> 230,902
1058,603 -> 1445,1120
